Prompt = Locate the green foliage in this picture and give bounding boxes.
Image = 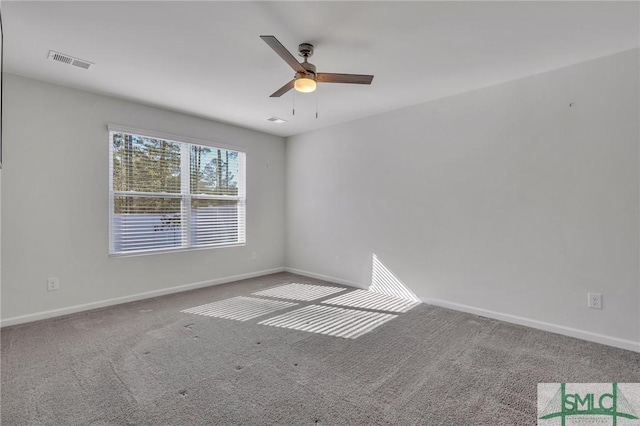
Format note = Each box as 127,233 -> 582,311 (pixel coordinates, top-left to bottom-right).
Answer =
191,146 -> 239,196
113,133 -> 240,214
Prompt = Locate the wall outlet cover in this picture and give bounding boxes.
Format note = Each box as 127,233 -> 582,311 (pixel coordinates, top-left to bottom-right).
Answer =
47,277 -> 59,291
587,292 -> 602,309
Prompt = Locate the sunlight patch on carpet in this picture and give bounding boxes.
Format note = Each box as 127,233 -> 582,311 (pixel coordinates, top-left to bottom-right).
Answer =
252,283 -> 345,301
181,297 -> 297,321
322,289 -> 420,313
258,305 -> 397,339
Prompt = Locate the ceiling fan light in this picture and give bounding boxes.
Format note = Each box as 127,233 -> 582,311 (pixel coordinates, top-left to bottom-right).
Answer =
294,77 -> 317,93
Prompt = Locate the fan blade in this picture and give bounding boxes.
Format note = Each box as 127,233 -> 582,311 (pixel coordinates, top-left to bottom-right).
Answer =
260,35 -> 306,74
317,73 -> 374,85
270,80 -> 295,97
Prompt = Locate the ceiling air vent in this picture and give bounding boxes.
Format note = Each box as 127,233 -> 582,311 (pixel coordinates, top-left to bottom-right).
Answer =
48,51 -> 94,70
267,117 -> 287,124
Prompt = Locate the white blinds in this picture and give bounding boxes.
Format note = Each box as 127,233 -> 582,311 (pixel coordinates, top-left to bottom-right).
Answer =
109,130 -> 246,255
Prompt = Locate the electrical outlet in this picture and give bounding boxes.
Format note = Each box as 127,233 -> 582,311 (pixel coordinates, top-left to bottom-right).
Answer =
587,293 -> 602,309
47,277 -> 59,291
251,252 -> 257,261
335,256 -> 341,265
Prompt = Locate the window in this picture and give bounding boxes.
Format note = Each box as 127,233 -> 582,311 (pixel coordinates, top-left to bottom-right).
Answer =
109,128 -> 246,255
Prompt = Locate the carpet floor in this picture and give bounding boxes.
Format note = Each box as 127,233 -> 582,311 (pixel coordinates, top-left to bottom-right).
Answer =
1,272 -> 639,425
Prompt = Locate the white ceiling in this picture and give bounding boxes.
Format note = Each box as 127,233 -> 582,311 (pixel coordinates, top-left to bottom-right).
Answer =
3,1 -> 639,137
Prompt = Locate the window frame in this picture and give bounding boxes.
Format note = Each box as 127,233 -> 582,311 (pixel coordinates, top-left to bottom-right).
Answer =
108,125 -> 246,257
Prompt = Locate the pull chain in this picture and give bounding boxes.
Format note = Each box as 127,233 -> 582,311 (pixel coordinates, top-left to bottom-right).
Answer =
292,90 -> 296,116
315,88 -> 319,119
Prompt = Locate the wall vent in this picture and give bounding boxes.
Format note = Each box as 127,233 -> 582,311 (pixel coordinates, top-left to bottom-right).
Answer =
48,51 -> 94,70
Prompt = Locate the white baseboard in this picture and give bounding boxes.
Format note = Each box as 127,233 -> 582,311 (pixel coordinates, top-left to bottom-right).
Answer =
421,297 -> 640,353
284,267 -> 363,288
285,267 -> 640,353
0,267 -> 285,328
5,265 -> 638,353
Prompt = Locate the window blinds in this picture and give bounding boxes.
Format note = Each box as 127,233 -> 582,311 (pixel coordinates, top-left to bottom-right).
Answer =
109,130 -> 246,255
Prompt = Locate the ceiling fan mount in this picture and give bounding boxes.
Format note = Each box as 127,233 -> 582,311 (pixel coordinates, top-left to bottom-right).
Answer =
297,44 -> 316,80
297,43 -> 314,60
260,35 -> 374,97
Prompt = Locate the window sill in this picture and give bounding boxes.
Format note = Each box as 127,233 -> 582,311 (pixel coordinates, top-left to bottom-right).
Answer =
109,243 -> 246,258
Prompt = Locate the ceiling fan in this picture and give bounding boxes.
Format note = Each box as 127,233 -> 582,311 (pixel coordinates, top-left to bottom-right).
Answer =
260,35 -> 374,98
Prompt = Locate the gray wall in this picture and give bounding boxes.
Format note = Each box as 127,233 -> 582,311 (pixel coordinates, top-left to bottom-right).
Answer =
286,49 -> 640,349
1,74 -> 286,322
3,50 -> 639,351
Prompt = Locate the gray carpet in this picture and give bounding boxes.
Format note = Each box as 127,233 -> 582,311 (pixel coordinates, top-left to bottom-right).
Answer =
1,272 -> 638,425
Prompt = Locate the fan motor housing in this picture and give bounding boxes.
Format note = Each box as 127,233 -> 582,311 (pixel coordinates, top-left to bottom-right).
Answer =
301,61 -> 316,74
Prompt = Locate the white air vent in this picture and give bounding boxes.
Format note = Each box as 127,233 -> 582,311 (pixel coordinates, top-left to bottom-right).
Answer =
267,117 -> 287,124
48,51 -> 94,70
